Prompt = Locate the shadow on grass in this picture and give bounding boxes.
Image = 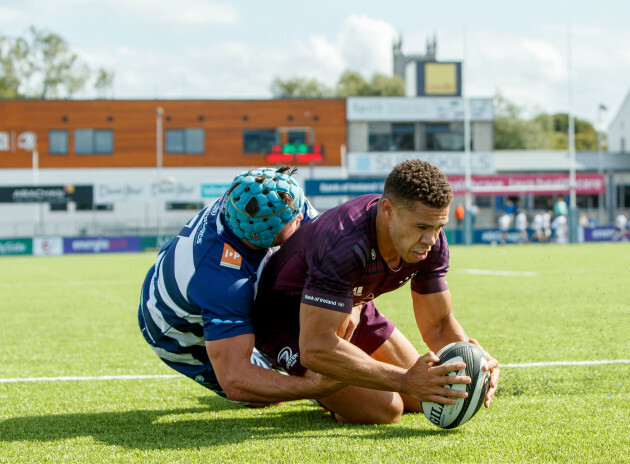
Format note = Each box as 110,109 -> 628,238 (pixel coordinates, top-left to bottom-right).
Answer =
0,397 -> 450,449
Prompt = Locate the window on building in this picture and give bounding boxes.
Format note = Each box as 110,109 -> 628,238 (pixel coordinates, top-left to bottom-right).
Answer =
576,194 -> 599,209
76,203 -> 113,211
165,129 -> 204,154
166,202 -> 204,211
621,137 -> 626,153
618,185 -> 629,209
49,130 -> 68,155
243,129 -> 278,153
368,123 -> 416,151
392,124 -> 415,151
74,129 -> 114,154
425,123 -> 466,151
287,131 -> 307,145
49,203 -> 68,212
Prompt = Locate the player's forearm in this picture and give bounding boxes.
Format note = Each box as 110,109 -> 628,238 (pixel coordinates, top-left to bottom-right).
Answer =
421,314 -> 468,353
301,335 -> 408,393
220,365 -> 340,403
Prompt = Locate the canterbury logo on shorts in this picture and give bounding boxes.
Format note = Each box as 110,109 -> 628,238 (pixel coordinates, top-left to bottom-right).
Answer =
278,347 -> 299,368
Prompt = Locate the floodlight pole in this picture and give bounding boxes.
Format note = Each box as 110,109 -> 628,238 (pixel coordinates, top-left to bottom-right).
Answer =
462,27 -> 473,246
596,104 -> 607,225
156,107 -> 164,238
567,24 -> 578,244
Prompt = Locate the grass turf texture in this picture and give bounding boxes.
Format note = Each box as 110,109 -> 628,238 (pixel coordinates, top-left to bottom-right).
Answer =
0,243 -> 628,463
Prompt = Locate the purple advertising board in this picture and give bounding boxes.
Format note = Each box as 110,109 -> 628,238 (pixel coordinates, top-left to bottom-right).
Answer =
63,236 -> 142,254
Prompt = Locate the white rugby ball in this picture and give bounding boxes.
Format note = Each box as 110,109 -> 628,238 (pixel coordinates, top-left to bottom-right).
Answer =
422,341 -> 490,429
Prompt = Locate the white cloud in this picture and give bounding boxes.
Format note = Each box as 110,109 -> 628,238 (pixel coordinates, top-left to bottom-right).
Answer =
76,14 -> 400,99
0,0 -> 241,28
338,15 -> 398,76
129,0 -> 241,26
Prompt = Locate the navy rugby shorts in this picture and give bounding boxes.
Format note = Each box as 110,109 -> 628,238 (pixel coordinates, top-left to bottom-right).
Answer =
255,300 -> 395,376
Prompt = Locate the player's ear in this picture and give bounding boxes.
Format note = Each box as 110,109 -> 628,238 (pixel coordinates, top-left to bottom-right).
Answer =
379,198 -> 394,218
381,198 -> 395,217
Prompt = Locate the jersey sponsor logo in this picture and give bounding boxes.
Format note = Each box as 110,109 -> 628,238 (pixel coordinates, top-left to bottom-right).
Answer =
220,243 -> 242,269
210,318 -> 244,325
210,196 -> 223,216
303,293 -> 345,308
195,210 -> 210,245
353,286 -> 363,296
278,347 -> 299,369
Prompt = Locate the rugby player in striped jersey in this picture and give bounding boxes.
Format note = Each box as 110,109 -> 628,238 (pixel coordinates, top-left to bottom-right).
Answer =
138,167 -> 343,405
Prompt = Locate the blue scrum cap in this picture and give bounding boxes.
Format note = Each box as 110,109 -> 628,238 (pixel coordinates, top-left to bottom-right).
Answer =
224,167 -> 304,248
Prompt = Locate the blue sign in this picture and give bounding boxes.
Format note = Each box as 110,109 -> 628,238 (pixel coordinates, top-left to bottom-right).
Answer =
305,179 -> 385,196
201,183 -> 231,198
64,237 -> 141,254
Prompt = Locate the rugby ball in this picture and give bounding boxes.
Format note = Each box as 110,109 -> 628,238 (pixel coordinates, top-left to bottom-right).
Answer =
422,341 -> 490,429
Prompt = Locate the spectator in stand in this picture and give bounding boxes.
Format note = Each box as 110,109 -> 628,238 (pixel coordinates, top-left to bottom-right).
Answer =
614,211 -> 628,241
515,209 -> 528,244
578,212 -> 590,243
530,210 -> 544,242
542,210 -> 553,242
498,211 -> 511,244
455,203 -> 465,228
553,196 -> 568,218
470,203 -> 479,227
504,199 -> 516,220
552,214 -> 569,244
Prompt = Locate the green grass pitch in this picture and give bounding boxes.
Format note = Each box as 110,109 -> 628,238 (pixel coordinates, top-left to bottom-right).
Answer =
0,243 -> 628,463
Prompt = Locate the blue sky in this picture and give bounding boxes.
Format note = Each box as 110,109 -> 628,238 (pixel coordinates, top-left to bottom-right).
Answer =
1,0 -> 629,128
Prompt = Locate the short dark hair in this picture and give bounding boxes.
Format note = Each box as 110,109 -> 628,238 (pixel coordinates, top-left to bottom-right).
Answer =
383,159 -> 453,210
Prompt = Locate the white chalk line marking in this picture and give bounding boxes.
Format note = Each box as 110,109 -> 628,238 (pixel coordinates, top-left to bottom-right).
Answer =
1,360 -> 628,383
457,269 -> 539,277
0,374 -> 180,384
501,360 -> 630,368
0,280 -> 137,288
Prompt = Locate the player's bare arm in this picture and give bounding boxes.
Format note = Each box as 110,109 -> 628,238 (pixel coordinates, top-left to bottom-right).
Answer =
412,289 -> 500,407
207,334 -> 343,404
299,303 -> 469,404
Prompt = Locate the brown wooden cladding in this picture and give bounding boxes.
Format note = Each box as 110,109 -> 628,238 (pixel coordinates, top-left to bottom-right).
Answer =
0,99 -> 347,169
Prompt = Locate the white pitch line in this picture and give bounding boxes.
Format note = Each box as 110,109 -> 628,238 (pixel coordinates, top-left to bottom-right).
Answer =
501,360 -> 630,368
0,374 -> 180,383
0,280 -> 137,288
457,269 -> 539,277
1,360 -> 629,383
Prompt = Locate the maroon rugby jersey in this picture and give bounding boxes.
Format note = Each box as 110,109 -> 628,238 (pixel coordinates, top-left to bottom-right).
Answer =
251,194 -> 449,334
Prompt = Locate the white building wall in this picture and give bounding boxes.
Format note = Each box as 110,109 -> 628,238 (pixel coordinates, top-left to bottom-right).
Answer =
608,88 -> 630,153
0,166 -> 346,238
472,122 -> 493,151
347,122 -> 369,152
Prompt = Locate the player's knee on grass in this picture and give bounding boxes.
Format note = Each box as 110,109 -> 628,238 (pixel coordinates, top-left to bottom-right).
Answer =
325,391 -> 404,425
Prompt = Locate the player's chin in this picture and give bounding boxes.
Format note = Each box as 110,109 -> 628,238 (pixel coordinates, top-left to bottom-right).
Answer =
408,250 -> 429,262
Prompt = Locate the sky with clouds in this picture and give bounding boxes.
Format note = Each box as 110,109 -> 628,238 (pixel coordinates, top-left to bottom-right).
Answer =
1,0 -> 629,128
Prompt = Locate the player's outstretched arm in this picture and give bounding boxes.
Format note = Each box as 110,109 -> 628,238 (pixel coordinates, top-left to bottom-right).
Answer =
299,303 -> 469,404
206,334 -> 343,404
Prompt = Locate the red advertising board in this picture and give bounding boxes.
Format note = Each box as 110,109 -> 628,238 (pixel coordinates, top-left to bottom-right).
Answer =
447,173 -> 605,196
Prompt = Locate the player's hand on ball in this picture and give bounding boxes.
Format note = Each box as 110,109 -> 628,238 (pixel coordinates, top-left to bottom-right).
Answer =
404,351 -> 471,404
468,338 -> 499,408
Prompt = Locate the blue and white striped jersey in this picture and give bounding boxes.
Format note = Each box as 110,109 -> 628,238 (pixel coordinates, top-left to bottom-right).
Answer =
138,193 -> 316,386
